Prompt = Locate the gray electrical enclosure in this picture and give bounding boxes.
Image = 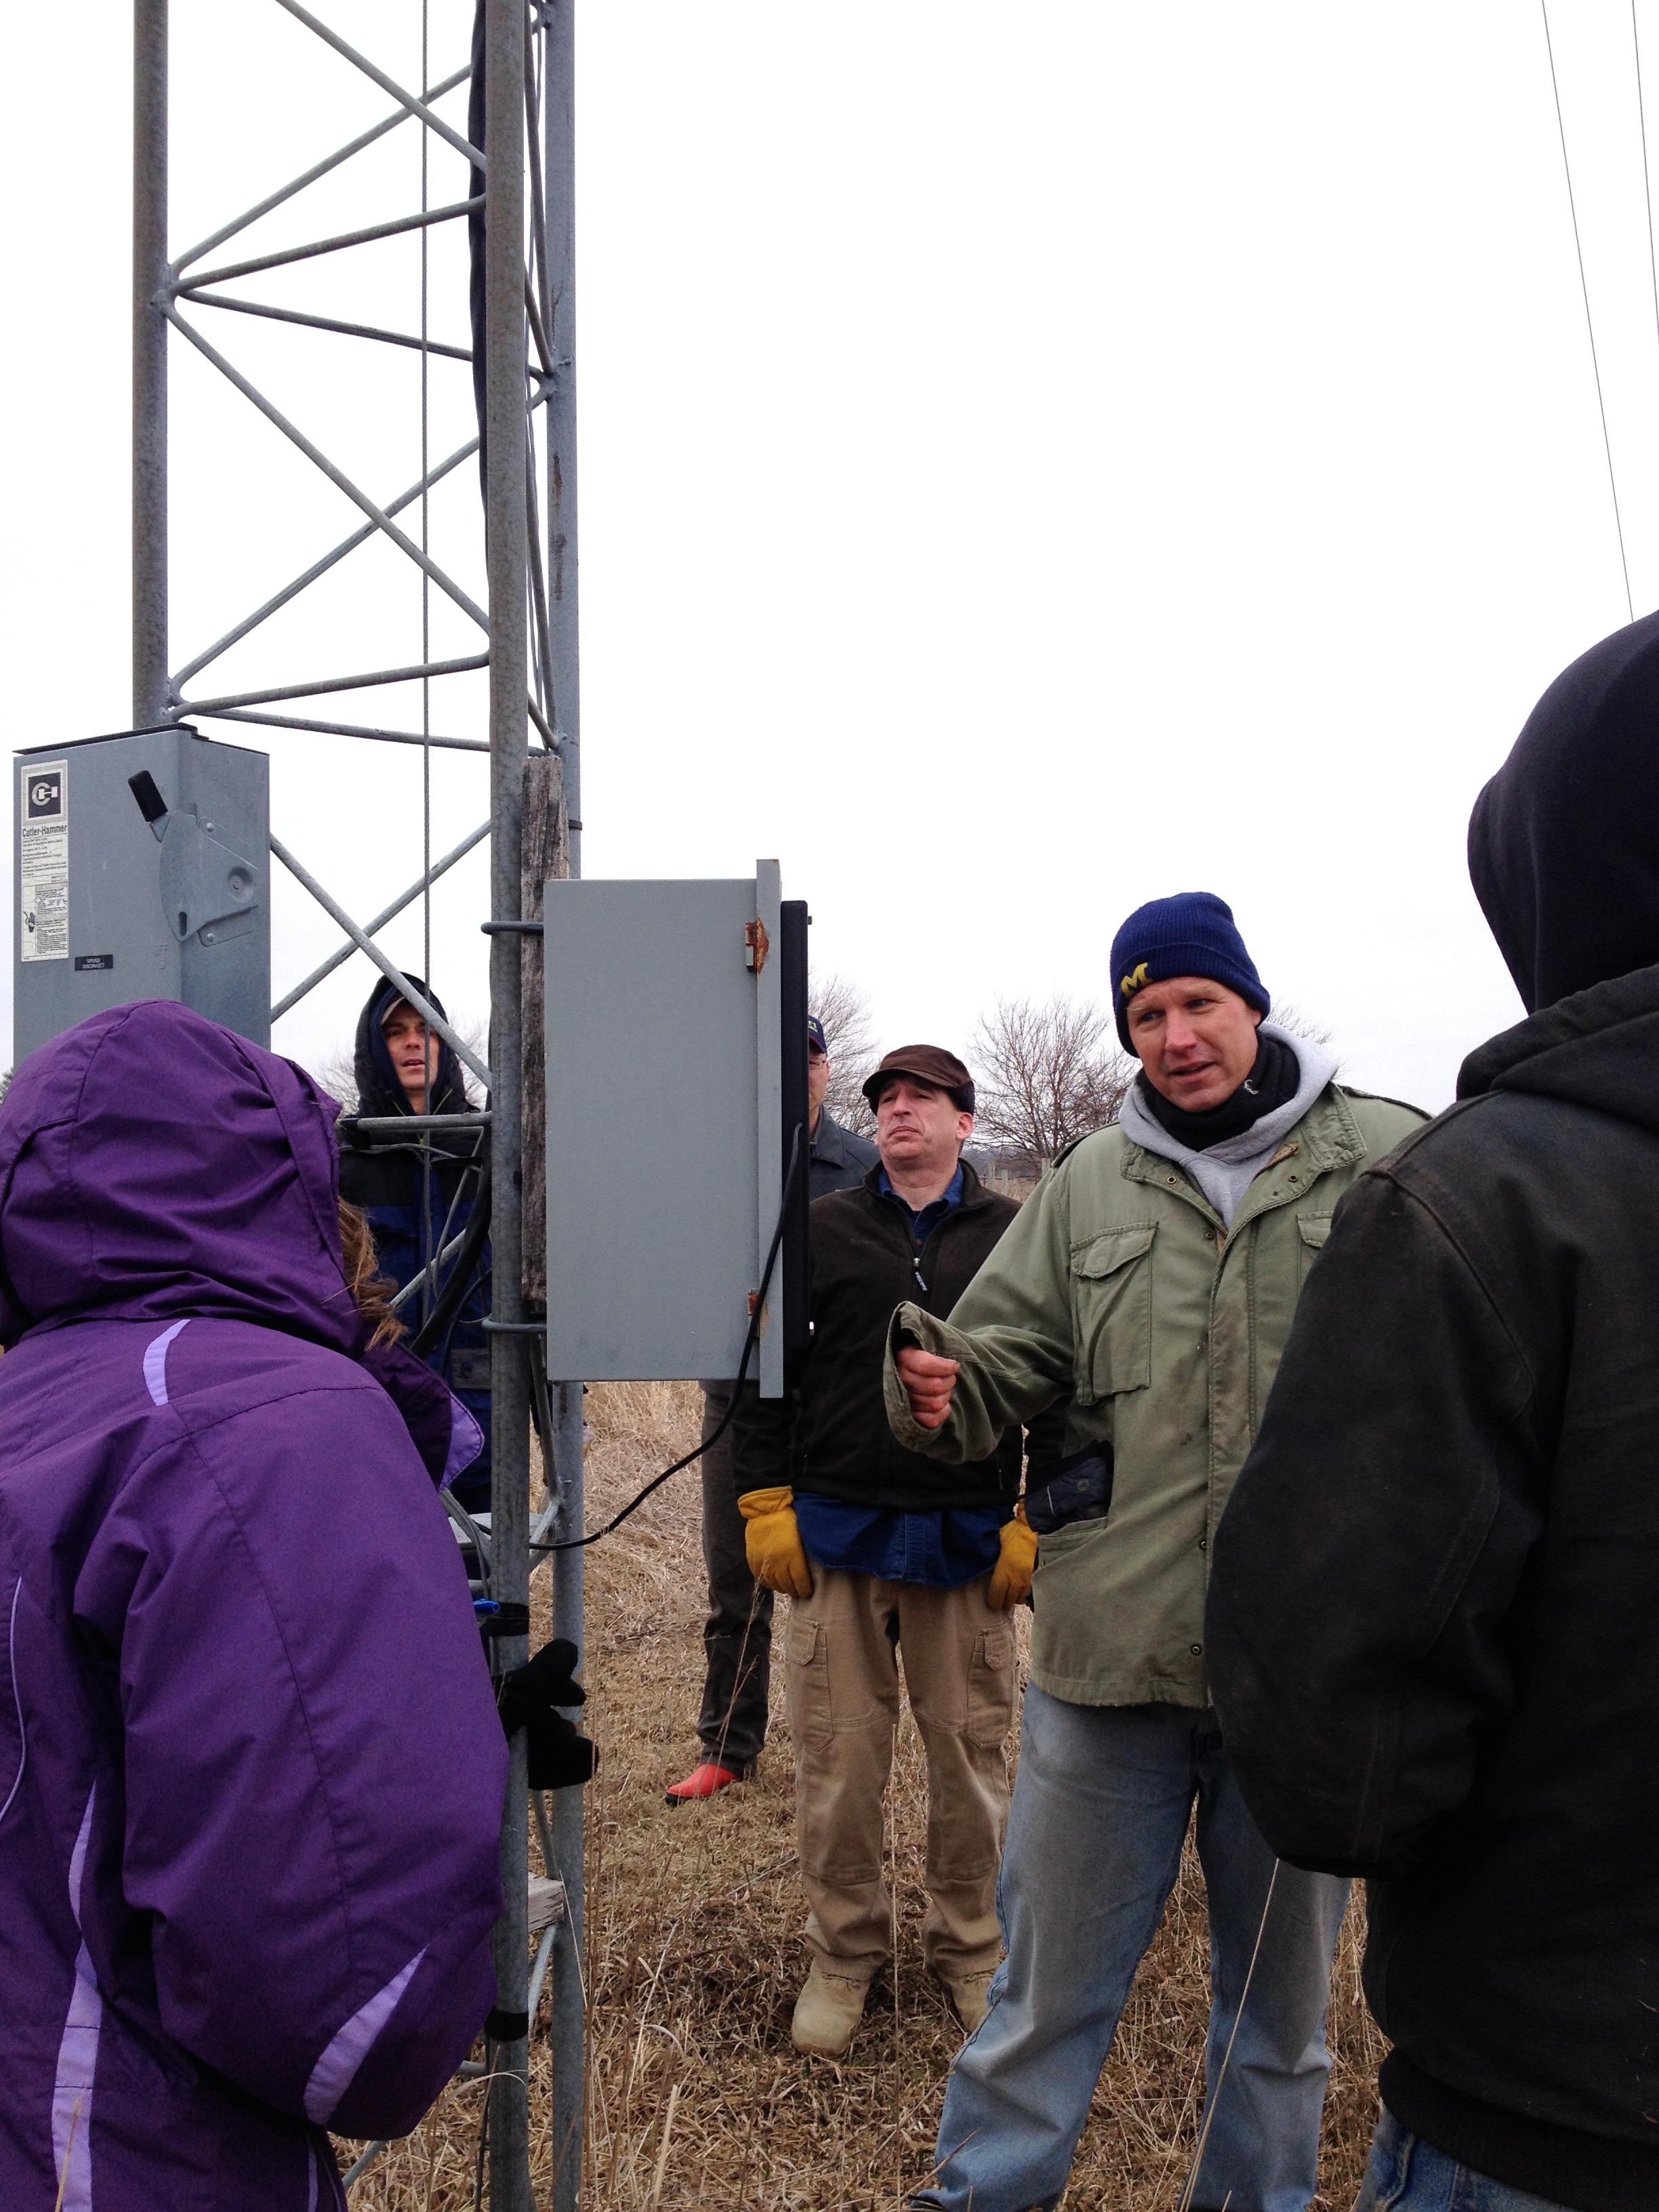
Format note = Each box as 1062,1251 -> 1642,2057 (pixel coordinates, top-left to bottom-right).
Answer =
544,863 -> 787,1395
14,727 -> 270,1069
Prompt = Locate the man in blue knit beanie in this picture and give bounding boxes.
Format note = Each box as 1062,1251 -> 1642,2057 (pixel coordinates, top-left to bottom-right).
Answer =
887,892 -> 1426,2212
1108,890 -> 1271,1050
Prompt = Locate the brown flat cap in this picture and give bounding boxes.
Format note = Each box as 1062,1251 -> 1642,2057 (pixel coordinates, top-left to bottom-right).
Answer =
861,1044 -> 975,1115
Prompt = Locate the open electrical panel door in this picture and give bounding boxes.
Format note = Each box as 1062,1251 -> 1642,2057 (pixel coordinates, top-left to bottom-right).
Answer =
541,862 -> 808,1397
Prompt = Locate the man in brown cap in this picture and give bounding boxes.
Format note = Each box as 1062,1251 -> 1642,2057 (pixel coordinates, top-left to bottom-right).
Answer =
734,1046 -> 1054,2057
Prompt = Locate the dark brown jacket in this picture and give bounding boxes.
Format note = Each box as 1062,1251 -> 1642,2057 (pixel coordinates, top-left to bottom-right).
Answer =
733,1160 -> 1033,1512
1208,968 -> 1659,2209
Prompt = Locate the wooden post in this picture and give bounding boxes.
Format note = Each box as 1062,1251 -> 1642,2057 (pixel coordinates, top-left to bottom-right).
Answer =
521,751 -> 569,1305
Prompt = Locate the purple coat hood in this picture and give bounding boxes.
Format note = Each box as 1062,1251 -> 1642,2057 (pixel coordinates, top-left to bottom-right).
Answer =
0,1004 -> 507,2209
0,1000 -> 365,1347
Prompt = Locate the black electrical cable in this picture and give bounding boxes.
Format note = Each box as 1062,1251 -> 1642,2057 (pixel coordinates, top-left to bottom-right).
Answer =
533,1124 -> 805,1553
344,1138 -> 479,1168
472,2042 -> 498,2212
435,1258 -> 490,1393
527,1347 -> 558,1484
410,1152 -> 493,1359
430,1265 -> 488,1381
430,1150 -> 476,1260
423,1162 -> 477,1338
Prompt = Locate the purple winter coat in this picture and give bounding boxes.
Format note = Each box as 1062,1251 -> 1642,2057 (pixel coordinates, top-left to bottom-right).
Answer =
0,1002 -> 508,2209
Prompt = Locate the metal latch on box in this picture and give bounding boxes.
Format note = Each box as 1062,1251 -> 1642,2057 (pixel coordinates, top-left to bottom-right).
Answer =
129,771 -> 260,946
744,918 -> 769,973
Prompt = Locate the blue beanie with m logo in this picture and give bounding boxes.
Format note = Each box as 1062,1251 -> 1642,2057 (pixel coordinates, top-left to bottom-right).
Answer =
1109,892 -> 1271,1050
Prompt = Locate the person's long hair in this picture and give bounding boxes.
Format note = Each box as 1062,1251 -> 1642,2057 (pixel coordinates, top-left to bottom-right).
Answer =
338,1200 -> 405,1348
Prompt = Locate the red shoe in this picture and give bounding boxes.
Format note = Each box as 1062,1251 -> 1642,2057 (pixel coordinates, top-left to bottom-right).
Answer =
664,1760 -> 742,1806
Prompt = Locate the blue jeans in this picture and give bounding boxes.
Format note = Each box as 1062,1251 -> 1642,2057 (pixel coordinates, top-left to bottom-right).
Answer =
1355,2112 -> 1580,2212
914,1689 -> 1348,2212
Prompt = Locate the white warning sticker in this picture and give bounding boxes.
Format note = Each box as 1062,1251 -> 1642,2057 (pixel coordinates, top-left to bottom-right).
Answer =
20,760 -> 68,962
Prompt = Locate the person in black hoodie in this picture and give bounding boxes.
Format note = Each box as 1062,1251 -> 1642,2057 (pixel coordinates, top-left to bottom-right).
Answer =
1206,609 -> 1659,2212
337,976 -> 492,1513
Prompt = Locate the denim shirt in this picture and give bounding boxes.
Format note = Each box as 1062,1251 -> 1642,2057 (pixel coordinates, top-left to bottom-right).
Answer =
792,1493 -> 1006,1589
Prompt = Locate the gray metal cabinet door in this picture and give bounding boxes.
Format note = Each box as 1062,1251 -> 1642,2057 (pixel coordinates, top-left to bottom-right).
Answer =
543,866 -> 783,1391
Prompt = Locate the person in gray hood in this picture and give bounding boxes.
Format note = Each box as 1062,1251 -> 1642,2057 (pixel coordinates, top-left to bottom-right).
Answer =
1114,1008 -> 1341,1227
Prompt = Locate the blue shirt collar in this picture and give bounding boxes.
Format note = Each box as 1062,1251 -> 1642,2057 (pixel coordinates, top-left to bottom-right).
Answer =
878,1162 -> 964,1235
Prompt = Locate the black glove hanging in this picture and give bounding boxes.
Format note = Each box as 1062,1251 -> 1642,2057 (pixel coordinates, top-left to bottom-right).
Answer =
1023,1446 -> 1115,1535
497,1637 -> 596,1790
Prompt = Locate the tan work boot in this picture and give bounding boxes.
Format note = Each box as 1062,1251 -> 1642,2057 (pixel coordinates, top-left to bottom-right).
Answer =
946,1967 -> 998,2034
790,1961 -> 873,2056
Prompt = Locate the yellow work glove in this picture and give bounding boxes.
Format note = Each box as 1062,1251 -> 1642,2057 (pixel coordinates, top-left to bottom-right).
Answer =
738,1486 -> 814,1599
987,1503 -> 1038,1610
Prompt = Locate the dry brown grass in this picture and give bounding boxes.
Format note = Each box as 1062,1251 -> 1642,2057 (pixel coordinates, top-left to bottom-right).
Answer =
337,1382 -> 1385,2210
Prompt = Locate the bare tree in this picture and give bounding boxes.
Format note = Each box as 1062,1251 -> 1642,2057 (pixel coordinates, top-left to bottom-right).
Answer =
810,971 -> 881,1134
316,1044 -> 359,1112
972,996 -> 1135,1172
1269,1001 -> 1336,1052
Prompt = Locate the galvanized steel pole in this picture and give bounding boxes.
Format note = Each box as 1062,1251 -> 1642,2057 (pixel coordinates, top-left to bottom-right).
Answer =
544,0 -> 579,880
133,0 -> 169,725
542,12 -> 585,2207
485,0 -> 532,2205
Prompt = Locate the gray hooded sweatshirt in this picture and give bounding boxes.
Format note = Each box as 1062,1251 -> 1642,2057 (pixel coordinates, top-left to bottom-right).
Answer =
1116,1022 -> 1340,1228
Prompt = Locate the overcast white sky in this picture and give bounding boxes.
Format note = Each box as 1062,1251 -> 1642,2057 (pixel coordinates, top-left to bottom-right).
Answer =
5,3 -> 1659,1108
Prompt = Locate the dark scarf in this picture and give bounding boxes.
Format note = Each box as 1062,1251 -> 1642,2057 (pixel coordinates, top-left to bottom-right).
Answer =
1139,1031 -> 1300,1151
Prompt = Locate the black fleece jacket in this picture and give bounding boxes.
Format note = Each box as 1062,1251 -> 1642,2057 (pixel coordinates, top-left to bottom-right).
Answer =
733,1160 -> 1036,1511
1206,964 -> 1659,2212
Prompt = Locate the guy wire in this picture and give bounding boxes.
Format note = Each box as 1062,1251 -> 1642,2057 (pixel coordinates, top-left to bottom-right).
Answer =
1174,1860 -> 1281,2212
1635,5 -> 1659,392
421,0 -> 433,1015
415,0 -> 437,1323
1543,0 -> 1637,623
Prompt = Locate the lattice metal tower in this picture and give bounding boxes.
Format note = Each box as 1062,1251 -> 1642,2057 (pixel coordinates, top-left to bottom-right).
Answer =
131,4 -> 583,2205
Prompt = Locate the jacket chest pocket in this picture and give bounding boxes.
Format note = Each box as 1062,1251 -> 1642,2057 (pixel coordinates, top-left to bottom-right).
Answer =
1070,1224 -> 1156,1404
1296,1211 -> 1332,1284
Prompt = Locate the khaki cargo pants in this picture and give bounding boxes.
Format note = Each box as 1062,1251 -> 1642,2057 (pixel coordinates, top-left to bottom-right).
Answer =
785,1564 -> 1017,1984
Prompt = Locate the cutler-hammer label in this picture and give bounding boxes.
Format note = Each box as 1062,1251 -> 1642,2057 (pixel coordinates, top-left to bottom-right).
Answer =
20,761 -> 68,963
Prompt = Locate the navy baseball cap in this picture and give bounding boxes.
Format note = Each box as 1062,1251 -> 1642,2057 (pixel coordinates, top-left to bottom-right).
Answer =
807,1016 -> 829,1054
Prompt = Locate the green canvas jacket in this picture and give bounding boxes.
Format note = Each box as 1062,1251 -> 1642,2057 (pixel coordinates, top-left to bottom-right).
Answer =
883,1083 -> 1426,1708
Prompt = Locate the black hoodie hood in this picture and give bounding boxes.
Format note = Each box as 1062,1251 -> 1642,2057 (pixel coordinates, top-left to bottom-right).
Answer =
1469,609 -> 1659,1015
351,975 -> 471,1120
1458,960 -> 1659,1135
